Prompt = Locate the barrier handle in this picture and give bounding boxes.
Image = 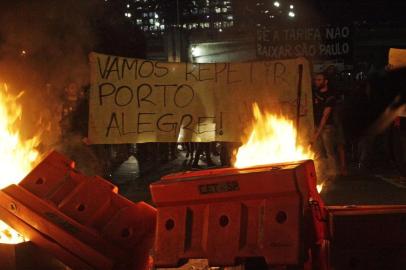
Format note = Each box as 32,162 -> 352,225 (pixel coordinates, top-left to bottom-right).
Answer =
309,198 -> 327,222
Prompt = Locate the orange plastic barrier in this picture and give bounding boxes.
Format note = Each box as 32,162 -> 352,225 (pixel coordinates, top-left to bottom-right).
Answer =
327,205 -> 406,270
0,151 -> 156,270
150,160 -> 326,268
0,241 -> 68,270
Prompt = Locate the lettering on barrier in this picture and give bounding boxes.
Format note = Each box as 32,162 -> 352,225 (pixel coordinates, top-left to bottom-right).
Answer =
198,181 -> 240,195
44,212 -> 79,235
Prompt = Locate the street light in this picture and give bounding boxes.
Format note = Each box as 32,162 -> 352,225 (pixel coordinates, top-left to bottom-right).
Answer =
191,47 -> 202,57
288,11 -> 295,18
273,1 -> 280,8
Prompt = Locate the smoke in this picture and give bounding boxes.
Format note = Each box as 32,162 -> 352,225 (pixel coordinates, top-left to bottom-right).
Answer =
0,0 -> 101,146
0,1 -> 147,176
0,0 -> 100,88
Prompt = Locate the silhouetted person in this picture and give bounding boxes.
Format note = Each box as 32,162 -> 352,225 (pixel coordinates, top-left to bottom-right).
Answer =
311,73 -> 338,181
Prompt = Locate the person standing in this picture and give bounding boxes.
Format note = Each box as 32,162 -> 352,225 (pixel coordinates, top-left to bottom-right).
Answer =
311,73 -> 338,181
325,67 -> 348,176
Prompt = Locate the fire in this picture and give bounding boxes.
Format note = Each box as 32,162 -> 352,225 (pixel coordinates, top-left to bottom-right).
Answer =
234,103 -> 313,168
0,221 -> 26,244
0,83 -> 41,244
0,84 -> 40,189
317,182 -> 324,193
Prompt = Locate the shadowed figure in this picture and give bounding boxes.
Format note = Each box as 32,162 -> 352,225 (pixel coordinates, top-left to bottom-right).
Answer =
342,66 -> 406,174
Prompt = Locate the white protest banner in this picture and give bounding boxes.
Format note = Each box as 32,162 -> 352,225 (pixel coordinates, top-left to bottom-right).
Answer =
89,52 -> 314,144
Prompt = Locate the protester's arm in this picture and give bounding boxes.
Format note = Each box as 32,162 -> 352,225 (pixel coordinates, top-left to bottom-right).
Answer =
312,106 -> 332,143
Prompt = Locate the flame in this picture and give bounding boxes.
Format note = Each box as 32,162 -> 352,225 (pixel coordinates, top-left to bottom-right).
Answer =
234,103 -> 313,168
0,83 -> 41,244
0,84 -> 40,189
317,183 -> 324,193
0,221 -> 26,244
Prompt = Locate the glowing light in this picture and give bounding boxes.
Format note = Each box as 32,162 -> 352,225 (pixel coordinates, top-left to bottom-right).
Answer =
317,183 -> 324,193
290,4 -> 294,9
0,221 -> 27,244
234,103 -> 313,168
288,11 -> 295,18
0,83 -> 40,244
273,1 -> 280,7
0,85 -> 40,189
191,47 -> 202,57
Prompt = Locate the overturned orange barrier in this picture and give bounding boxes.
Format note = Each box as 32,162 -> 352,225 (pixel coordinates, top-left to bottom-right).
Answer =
327,205 -> 406,270
0,151 -> 156,270
0,241 -> 68,270
151,160 -> 406,270
150,160 -> 326,268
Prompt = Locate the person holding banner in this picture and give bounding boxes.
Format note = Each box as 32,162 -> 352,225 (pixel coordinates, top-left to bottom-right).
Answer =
192,142 -> 215,169
311,72 -> 338,182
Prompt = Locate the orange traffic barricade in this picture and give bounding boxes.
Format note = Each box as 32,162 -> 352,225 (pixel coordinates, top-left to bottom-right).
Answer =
0,241 -> 68,270
327,205 -> 406,270
150,160 -> 327,268
0,151 -> 156,270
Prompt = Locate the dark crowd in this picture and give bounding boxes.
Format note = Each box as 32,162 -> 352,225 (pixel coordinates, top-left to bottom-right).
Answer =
312,64 -> 406,183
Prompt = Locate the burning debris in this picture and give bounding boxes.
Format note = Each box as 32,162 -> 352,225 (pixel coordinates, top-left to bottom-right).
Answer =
233,103 -> 324,192
0,83 -> 41,245
0,84 -> 41,190
234,103 -> 313,168
0,220 -> 26,244
0,151 -> 156,270
0,82 -> 155,269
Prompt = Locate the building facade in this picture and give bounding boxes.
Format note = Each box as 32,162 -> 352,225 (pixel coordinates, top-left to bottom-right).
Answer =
118,0 -> 235,36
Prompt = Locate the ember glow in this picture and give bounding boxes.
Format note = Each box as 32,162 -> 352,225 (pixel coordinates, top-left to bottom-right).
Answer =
0,83 -> 40,244
317,182 -> 324,193
234,103 -> 313,168
0,84 -> 40,189
0,220 -> 26,244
